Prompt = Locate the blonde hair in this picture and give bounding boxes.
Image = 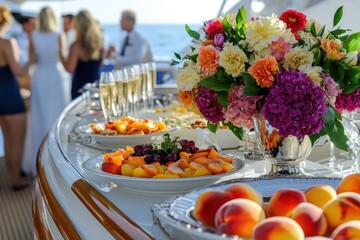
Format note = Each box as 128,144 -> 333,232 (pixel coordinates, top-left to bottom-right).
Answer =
74,10 -> 103,59
0,5 -> 12,28
38,7 -> 57,32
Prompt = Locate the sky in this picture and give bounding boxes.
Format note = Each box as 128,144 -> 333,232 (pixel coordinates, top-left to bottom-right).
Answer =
19,0 -> 236,24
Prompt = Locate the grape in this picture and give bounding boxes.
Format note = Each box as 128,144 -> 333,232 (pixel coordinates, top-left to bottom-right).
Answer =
189,140 -> 195,147
194,147 -> 200,153
134,145 -> 143,152
143,144 -> 152,151
144,155 -> 153,164
167,153 -> 177,161
135,150 -> 143,156
180,139 -> 189,148
143,149 -> 151,155
153,155 -> 162,163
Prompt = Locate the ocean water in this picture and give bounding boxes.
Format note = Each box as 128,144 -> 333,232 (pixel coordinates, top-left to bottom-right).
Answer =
102,23 -> 201,60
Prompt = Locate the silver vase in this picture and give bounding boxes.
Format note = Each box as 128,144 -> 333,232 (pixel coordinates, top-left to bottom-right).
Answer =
253,116 -> 313,176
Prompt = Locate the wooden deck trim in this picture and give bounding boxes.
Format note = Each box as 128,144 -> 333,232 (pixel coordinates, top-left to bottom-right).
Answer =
34,140 -> 82,240
33,181 -> 54,240
71,179 -> 154,240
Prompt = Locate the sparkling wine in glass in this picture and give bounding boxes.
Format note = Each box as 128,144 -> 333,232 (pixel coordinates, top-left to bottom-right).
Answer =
145,62 -> 157,109
99,71 -> 117,122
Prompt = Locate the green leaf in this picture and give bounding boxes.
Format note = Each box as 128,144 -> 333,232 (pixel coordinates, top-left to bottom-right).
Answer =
236,6 -> 246,29
325,119 -> 349,151
185,24 -> 200,40
343,32 -> 360,52
333,6 -> 343,27
331,28 -> 347,37
173,52 -> 181,60
241,72 -> 263,96
222,17 -> 231,32
318,25 -> 326,37
323,105 -> 336,125
198,77 -> 232,92
217,92 -> 228,109
329,61 -> 345,83
207,122 -> 219,133
216,68 -> 235,83
224,122 -> 244,140
312,47 -> 322,66
310,22 -> 317,37
170,60 -> 180,66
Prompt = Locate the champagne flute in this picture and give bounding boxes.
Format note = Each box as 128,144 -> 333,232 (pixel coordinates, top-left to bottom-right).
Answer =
99,71 -> 117,122
144,62 -> 157,109
139,63 -> 150,111
122,65 -> 140,116
112,69 -> 125,117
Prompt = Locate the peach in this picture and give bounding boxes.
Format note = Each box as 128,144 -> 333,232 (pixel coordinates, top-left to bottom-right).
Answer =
336,173 -> 360,194
305,184 -> 337,208
101,162 -> 121,174
290,202 -> 328,237
253,216 -> 305,240
305,237 -> 331,240
224,183 -> 263,206
266,188 -> 306,217
323,192 -> 360,232
193,190 -> 231,228
215,199 -> 266,238
331,220 -> 360,240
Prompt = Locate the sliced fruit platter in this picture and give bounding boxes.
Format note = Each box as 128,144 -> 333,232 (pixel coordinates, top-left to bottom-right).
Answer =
82,134 -> 244,193
152,174 -> 360,240
76,117 -> 179,147
101,133 -> 235,178
88,116 -> 168,136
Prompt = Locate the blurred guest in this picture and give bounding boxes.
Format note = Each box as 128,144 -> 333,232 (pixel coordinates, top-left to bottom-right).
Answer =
62,13 -> 75,56
0,6 -> 34,190
22,6 -> 71,175
15,15 -> 36,66
62,10 -> 104,99
115,10 -> 153,67
14,15 -> 36,96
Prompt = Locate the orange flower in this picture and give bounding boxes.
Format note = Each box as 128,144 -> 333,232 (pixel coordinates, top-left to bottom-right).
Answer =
321,39 -> 345,60
248,56 -> 279,88
178,90 -> 195,108
197,45 -> 219,76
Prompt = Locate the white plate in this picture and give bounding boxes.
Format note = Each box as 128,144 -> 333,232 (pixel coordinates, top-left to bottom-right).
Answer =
76,124 -> 179,147
151,177 -> 342,240
82,154 -> 245,194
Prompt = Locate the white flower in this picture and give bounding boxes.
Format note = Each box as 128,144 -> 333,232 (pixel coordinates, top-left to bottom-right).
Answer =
344,51 -> 358,66
245,14 -> 288,53
219,42 -> 248,77
303,66 -> 323,85
283,47 -> 314,70
176,61 -> 200,91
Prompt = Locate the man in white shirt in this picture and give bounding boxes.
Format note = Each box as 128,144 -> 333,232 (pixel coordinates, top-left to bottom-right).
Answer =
116,10 -> 153,68
15,16 -> 36,66
62,14 -> 76,56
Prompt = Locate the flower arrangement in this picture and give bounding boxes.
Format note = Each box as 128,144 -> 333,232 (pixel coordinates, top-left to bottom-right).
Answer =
173,6 -> 360,151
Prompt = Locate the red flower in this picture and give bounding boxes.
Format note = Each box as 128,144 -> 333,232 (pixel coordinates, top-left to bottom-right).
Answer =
280,9 -> 307,40
205,20 -> 223,40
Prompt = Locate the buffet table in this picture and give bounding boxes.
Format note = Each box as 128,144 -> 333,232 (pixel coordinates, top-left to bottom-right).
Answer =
33,97 -> 354,240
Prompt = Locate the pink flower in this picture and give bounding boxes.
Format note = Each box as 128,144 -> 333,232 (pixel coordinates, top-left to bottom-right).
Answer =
214,33 -> 225,50
223,85 -> 261,129
270,37 -> 291,62
205,20 -> 223,39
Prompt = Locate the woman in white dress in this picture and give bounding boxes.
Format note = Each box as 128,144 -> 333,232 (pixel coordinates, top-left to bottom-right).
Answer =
22,7 -> 71,175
